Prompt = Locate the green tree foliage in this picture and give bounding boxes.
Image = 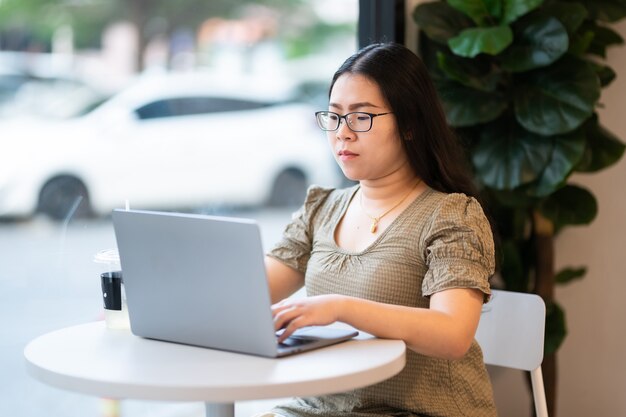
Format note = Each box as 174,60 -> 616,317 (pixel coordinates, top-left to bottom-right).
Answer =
0,0 -> 352,66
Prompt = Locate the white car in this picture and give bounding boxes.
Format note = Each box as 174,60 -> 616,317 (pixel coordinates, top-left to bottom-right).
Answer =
0,72 -> 341,220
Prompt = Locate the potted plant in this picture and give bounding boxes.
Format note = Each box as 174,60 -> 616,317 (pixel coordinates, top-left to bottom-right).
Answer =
413,0 -> 626,415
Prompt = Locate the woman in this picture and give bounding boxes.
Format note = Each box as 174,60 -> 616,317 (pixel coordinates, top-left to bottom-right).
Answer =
265,43 -> 497,417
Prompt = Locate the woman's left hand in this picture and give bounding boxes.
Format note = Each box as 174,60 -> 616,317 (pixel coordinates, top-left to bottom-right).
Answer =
272,295 -> 346,342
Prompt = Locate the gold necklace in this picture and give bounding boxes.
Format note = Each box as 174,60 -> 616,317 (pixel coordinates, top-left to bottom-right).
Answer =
359,180 -> 422,234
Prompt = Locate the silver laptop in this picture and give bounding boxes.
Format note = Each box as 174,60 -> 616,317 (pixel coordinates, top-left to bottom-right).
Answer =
112,209 -> 358,357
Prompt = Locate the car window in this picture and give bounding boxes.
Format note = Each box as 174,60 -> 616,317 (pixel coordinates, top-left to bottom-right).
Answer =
135,97 -> 273,119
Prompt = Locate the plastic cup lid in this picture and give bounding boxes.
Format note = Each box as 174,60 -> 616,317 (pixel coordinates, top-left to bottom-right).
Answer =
94,248 -> 120,264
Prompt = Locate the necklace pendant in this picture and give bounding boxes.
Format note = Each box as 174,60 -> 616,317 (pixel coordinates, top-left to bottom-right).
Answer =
370,219 -> 379,234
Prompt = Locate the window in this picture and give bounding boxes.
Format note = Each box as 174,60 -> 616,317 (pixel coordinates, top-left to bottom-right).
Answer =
0,1 -> 359,416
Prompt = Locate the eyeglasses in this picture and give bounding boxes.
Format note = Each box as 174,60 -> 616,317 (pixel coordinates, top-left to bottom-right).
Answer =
315,111 -> 393,133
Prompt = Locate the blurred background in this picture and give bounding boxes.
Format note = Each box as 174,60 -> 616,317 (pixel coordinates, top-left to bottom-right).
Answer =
0,1 -> 358,416
0,0 -> 360,220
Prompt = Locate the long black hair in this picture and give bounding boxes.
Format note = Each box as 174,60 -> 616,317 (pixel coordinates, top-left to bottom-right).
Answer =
330,42 -> 479,198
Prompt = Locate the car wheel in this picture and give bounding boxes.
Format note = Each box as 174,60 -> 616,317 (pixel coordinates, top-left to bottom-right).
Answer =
37,176 -> 92,221
268,169 -> 307,207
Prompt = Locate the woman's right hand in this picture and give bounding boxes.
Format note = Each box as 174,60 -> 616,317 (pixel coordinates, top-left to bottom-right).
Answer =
271,295 -> 347,343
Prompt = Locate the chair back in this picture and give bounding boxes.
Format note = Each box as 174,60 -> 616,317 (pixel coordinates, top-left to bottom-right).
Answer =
475,289 -> 546,371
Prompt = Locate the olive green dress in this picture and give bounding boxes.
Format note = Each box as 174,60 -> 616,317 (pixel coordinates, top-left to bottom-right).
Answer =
267,185 -> 497,417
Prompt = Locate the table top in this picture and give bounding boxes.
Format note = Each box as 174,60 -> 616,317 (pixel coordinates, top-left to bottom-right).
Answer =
24,321 -> 406,402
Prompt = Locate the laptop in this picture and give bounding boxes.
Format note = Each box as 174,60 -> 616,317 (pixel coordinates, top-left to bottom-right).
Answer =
111,209 -> 358,358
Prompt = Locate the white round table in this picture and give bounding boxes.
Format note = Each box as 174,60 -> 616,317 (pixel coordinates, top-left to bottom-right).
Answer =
24,322 -> 406,417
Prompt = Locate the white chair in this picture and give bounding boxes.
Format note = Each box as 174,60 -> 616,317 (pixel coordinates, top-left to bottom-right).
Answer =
475,289 -> 549,417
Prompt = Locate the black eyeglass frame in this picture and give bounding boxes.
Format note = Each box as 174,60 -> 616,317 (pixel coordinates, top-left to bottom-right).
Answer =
314,111 -> 393,132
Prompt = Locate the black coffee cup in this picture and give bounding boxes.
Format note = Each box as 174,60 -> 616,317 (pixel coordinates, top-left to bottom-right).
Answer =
101,271 -> 123,311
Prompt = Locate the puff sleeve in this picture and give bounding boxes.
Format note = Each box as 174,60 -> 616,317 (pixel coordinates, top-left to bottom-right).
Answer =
422,193 -> 495,301
267,186 -> 333,274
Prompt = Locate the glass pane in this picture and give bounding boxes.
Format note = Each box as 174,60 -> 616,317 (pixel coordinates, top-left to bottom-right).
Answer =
0,1 -> 357,416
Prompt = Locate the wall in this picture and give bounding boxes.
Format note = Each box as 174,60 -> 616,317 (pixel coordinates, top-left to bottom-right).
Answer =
554,17 -> 626,417
406,2 -> 626,416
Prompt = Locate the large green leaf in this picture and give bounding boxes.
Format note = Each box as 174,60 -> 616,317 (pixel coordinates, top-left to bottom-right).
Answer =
568,30 -> 596,56
584,21 -> 625,57
500,16 -> 569,72
437,52 -> 501,91
545,301 -> 567,355
555,267 -> 587,284
473,121 -> 552,189
580,0 -> 626,22
413,2 -> 474,44
576,115 -> 626,172
447,0 -> 501,26
419,35 -> 448,79
502,0 -> 544,24
530,129 -> 586,196
591,62 -> 617,87
435,79 -> 508,126
541,1 -> 588,34
539,184 -> 598,231
449,26 -> 513,57
514,56 -> 600,135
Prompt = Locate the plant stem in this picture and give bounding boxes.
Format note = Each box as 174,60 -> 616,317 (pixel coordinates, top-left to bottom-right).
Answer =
532,210 -> 556,416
